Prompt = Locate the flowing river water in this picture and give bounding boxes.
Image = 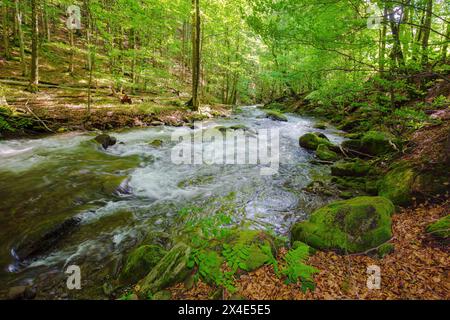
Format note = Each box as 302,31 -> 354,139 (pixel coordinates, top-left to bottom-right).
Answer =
0,106 -> 344,299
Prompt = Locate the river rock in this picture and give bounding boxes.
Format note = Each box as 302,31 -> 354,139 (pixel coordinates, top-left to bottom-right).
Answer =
149,139 -> 163,147
299,132 -> 332,150
120,244 -> 167,283
137,242 -> 191,297
316,144 -> 338,161
342,131 -> 398,156
94,134 -> 117,150
378,163 -> 450,206
291,196 -> 394,253
14,216 -> 81,261
224,229 -> 277,272
7,286 -> 37,300
265,110 -> 288,122
331,159 -> 371,177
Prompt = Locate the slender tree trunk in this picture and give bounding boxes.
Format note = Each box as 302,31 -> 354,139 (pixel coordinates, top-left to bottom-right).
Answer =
28,0 -> 39,93
379,7 -> 387,74
441,23 -> 450,63
191,0 -> 200,111
14,0 -> 26,76
69,29 -> 74,74
387,5 -> 405,70
421,0 -> 433,68
2,0 -> 11,59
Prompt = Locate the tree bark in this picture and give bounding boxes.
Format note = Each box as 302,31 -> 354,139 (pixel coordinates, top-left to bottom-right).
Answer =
2,0 -> 11,59
191,0 -> 200,111
421,0 -> 433,68
28,0 -> 39,93
14,0 -> 26,76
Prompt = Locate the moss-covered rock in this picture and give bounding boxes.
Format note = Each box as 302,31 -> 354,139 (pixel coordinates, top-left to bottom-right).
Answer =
137,242 -> 191,297
224,230 -> 277,272
316,144 -> 338,161
342,131 -> 398,156
360,131 -> 397,155
377,243 -> 394,258
291,196 -> 394,253
426,215 -> 449,239
299,133 -> 332,150
331,159 -> 371,177
378,165 -> 415,206
94,134 -> 117,150
378,163 -> 450,206
314,121 -> 327,129
120,245 -> 167,283
149,139 -> 163,147
265,110 -> 288,122
152,290 -> 172,300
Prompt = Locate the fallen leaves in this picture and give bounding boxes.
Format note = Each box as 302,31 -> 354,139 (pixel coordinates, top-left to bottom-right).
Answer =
169,198 -> 450,300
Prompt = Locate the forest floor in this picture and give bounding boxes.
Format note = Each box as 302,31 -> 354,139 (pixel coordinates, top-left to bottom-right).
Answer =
170,198 -> 449,300
1,39 -> 231,138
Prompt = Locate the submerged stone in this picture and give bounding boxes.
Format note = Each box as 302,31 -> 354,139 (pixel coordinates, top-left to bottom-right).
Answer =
291,196 -> 394,253
149,139 -> 163,147
94,134 -> 117,150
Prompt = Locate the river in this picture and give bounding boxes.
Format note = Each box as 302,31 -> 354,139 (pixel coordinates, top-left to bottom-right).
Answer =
0,106 -> 343,299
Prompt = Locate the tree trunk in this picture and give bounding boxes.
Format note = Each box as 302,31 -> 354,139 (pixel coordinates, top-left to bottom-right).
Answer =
2,0 -> 11,59
14,0 -> 26,76
28,0 -> 39,93
441,23 -> 450,63
379,7 -> 387,73
191,0 -> 200,111
421,0 -> 433,68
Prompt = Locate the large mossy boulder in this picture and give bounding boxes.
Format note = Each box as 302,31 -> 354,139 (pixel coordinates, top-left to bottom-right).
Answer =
291,196 -> 394,253
224,230 -> 277,272
120,245 -> 167,283
299,133 -> 332,150
378,163 -> 450,206
342,131 -> 398,156
316,144 -> 338,161
378,165 -> 415,206
137,242 -> 191,297
331,159 -> 371,177
426,215 -> 449,239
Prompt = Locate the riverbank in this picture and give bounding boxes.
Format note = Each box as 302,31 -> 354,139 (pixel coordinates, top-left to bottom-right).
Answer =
0,83 -> 232,139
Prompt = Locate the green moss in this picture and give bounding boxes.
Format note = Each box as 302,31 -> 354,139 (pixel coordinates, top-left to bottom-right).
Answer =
378,165 -> 415,206
360,131 -> 397,155
224,230 -> 277,272
291,196 -> 394,253
177,174 -> 214,188
229,124 -> 248,131
377,243 -> 394,258
331,159 -> 371,177
299,133 -> 333,150
316,144 -> 338,161
149,139 -> 163,147
120,245 -> 167,283
426,215 -> 449,239
152,290 -> 172,300
137,242 -> 192,297
314,121 -> 327,129
265,110 -> 288,122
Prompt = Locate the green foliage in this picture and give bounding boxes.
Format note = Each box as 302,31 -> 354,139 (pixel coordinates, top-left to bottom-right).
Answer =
281,242 -> 318,292
0,106 -> 33,133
